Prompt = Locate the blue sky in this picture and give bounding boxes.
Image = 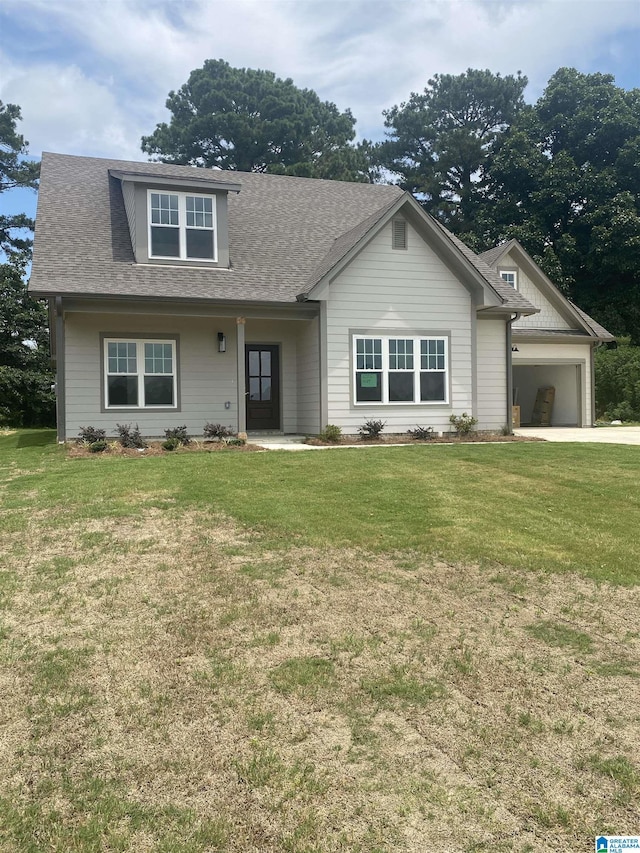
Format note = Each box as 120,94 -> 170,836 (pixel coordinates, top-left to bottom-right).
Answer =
1,0 -> 639,223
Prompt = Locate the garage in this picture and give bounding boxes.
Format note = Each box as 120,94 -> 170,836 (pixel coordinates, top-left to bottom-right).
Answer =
513,362 -> 583,427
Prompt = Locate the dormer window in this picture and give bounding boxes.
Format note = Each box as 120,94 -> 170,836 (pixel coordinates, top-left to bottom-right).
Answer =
499,269 -> 518,289
148,191 -> 217,261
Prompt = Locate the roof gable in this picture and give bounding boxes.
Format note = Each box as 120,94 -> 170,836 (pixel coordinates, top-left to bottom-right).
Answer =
480,240 -> 614,340
304,194 -> 537,314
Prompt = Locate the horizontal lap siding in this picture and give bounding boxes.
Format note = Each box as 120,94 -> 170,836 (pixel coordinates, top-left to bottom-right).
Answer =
476,319 -> 507,430
296,318 -> 320,435
505,251 -> 571,330
325,221 -> 473,433
65,312 -> 239,438
245,319 -> 299,433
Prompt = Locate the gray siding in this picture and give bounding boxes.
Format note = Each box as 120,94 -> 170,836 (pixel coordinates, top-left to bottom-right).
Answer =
122,181 -> 136,250
324,220 -> 475,433
476,318 -> 507,430
504,251 -> 572,330
245,319 -> 299,433
65,312 -> 239,437
296,317 -> 321,435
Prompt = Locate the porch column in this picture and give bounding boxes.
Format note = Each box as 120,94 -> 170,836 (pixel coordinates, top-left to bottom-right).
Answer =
236,317 -> 247,438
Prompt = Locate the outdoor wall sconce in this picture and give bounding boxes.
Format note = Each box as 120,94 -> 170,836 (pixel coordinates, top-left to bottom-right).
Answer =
218,332 -> 226,353
511,346 -> 519,352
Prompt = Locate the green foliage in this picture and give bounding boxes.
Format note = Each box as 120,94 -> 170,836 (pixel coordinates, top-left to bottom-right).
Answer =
488,69 -> 640,341
115,423 -> 147,449
76,426 -> 106,444
0,102 -> 51,428
449,413 -> 477,435
142,58 -> 371,181
162,437 -> 180,451
0,259 -> 55,428
407,425 -> 434,440
319,424 -> 342,442
88,440 -> 107,453
203,422 -> 234,440
595,340 -> 640,421
358,419 -> 385,440
0,101 -> 40,259
379,69 -> 527,231
164,425 -> 191,445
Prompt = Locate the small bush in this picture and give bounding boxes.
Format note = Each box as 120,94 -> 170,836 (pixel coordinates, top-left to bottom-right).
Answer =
115,423 -> 147,449
358,419 -> 385,440
164,425 -> 190,445
449,413 -> 477,436
204,422 -> 234,440
320,424 -> 342,443
407,425 -> 434,441
224,437 -> 246,446
76,426 -> 106,444
88,440 -> 107,453
162,437 -> 180,451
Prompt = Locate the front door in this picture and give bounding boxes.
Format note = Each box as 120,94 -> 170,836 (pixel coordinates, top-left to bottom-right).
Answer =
246,345 -> 280,431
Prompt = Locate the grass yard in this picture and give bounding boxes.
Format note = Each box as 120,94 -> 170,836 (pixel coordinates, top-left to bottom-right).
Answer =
0,430 -> 639,852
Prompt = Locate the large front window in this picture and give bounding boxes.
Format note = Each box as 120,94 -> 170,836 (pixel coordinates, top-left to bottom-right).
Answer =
148,191 -> 216,261
105,339 -> 177,408
354,335 -> 448,404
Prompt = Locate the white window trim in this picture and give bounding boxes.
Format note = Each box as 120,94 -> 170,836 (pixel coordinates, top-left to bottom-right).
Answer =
147,190 -> 217,262
104,338 -> 178,409
352,334 -> 449,405
499,269 -> 518,289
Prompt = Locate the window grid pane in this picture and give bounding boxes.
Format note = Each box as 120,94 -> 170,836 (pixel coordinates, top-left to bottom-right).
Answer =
420,339 -> 446,371
144,343 -> 173,375
356,338 -> 382,370
107,341 -> 137,374
150,193 -> 179,226
389,339 -> 413,370
186,196 -> 213,228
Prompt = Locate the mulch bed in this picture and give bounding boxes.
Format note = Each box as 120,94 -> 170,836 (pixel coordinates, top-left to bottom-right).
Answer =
67,440 -> 263,458
304,433 -> 543,446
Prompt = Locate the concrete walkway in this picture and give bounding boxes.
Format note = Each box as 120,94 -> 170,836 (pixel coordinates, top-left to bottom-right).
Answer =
515,426 -> 640,445
250,428 -> 640,450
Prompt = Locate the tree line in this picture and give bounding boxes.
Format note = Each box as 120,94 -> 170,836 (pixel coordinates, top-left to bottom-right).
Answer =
2,61 -> 639,426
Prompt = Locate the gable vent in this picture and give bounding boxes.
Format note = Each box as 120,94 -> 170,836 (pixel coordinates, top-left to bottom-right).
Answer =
392,219 -> 407,250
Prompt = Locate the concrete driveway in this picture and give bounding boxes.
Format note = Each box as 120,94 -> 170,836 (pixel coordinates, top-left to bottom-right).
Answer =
515,427 -> 640,445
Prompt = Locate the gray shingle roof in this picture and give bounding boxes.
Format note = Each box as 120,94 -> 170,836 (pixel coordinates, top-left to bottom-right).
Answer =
437,229 -> 536,313
569,302 -> 615,340
478,243 -> 510,266
30,153 -> 403,303
29,152 -> 534,314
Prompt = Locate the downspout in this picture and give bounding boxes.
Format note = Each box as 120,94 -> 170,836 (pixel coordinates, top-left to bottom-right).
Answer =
506,314 -> 521,435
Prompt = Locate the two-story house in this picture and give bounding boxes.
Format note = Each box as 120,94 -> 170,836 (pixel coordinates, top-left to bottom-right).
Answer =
29,153 -> 613,440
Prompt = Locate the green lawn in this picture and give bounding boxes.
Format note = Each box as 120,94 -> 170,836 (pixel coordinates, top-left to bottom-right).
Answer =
3,430 -> 639,584
0,431 -> 638,852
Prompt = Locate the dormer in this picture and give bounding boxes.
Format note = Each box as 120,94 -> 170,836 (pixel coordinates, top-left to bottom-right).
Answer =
109,169 -> 241,268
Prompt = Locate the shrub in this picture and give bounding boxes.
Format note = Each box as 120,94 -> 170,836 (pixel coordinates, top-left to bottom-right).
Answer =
76,426 -> 106,444
115,423 -> 147,449
164,425 -> 190,445
407,425 -> 434,441
449,412 -> 477,436
224,437 -> 246,446
88,439 -> 107,453
162,437 -> 180,451
358,419 -> 385,440
204,422 -> 234,440
595,340 -> 640,422
320,424 -> 342,443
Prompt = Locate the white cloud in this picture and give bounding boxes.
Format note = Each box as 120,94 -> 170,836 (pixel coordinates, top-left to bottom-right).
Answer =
1,0 -> 638,159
